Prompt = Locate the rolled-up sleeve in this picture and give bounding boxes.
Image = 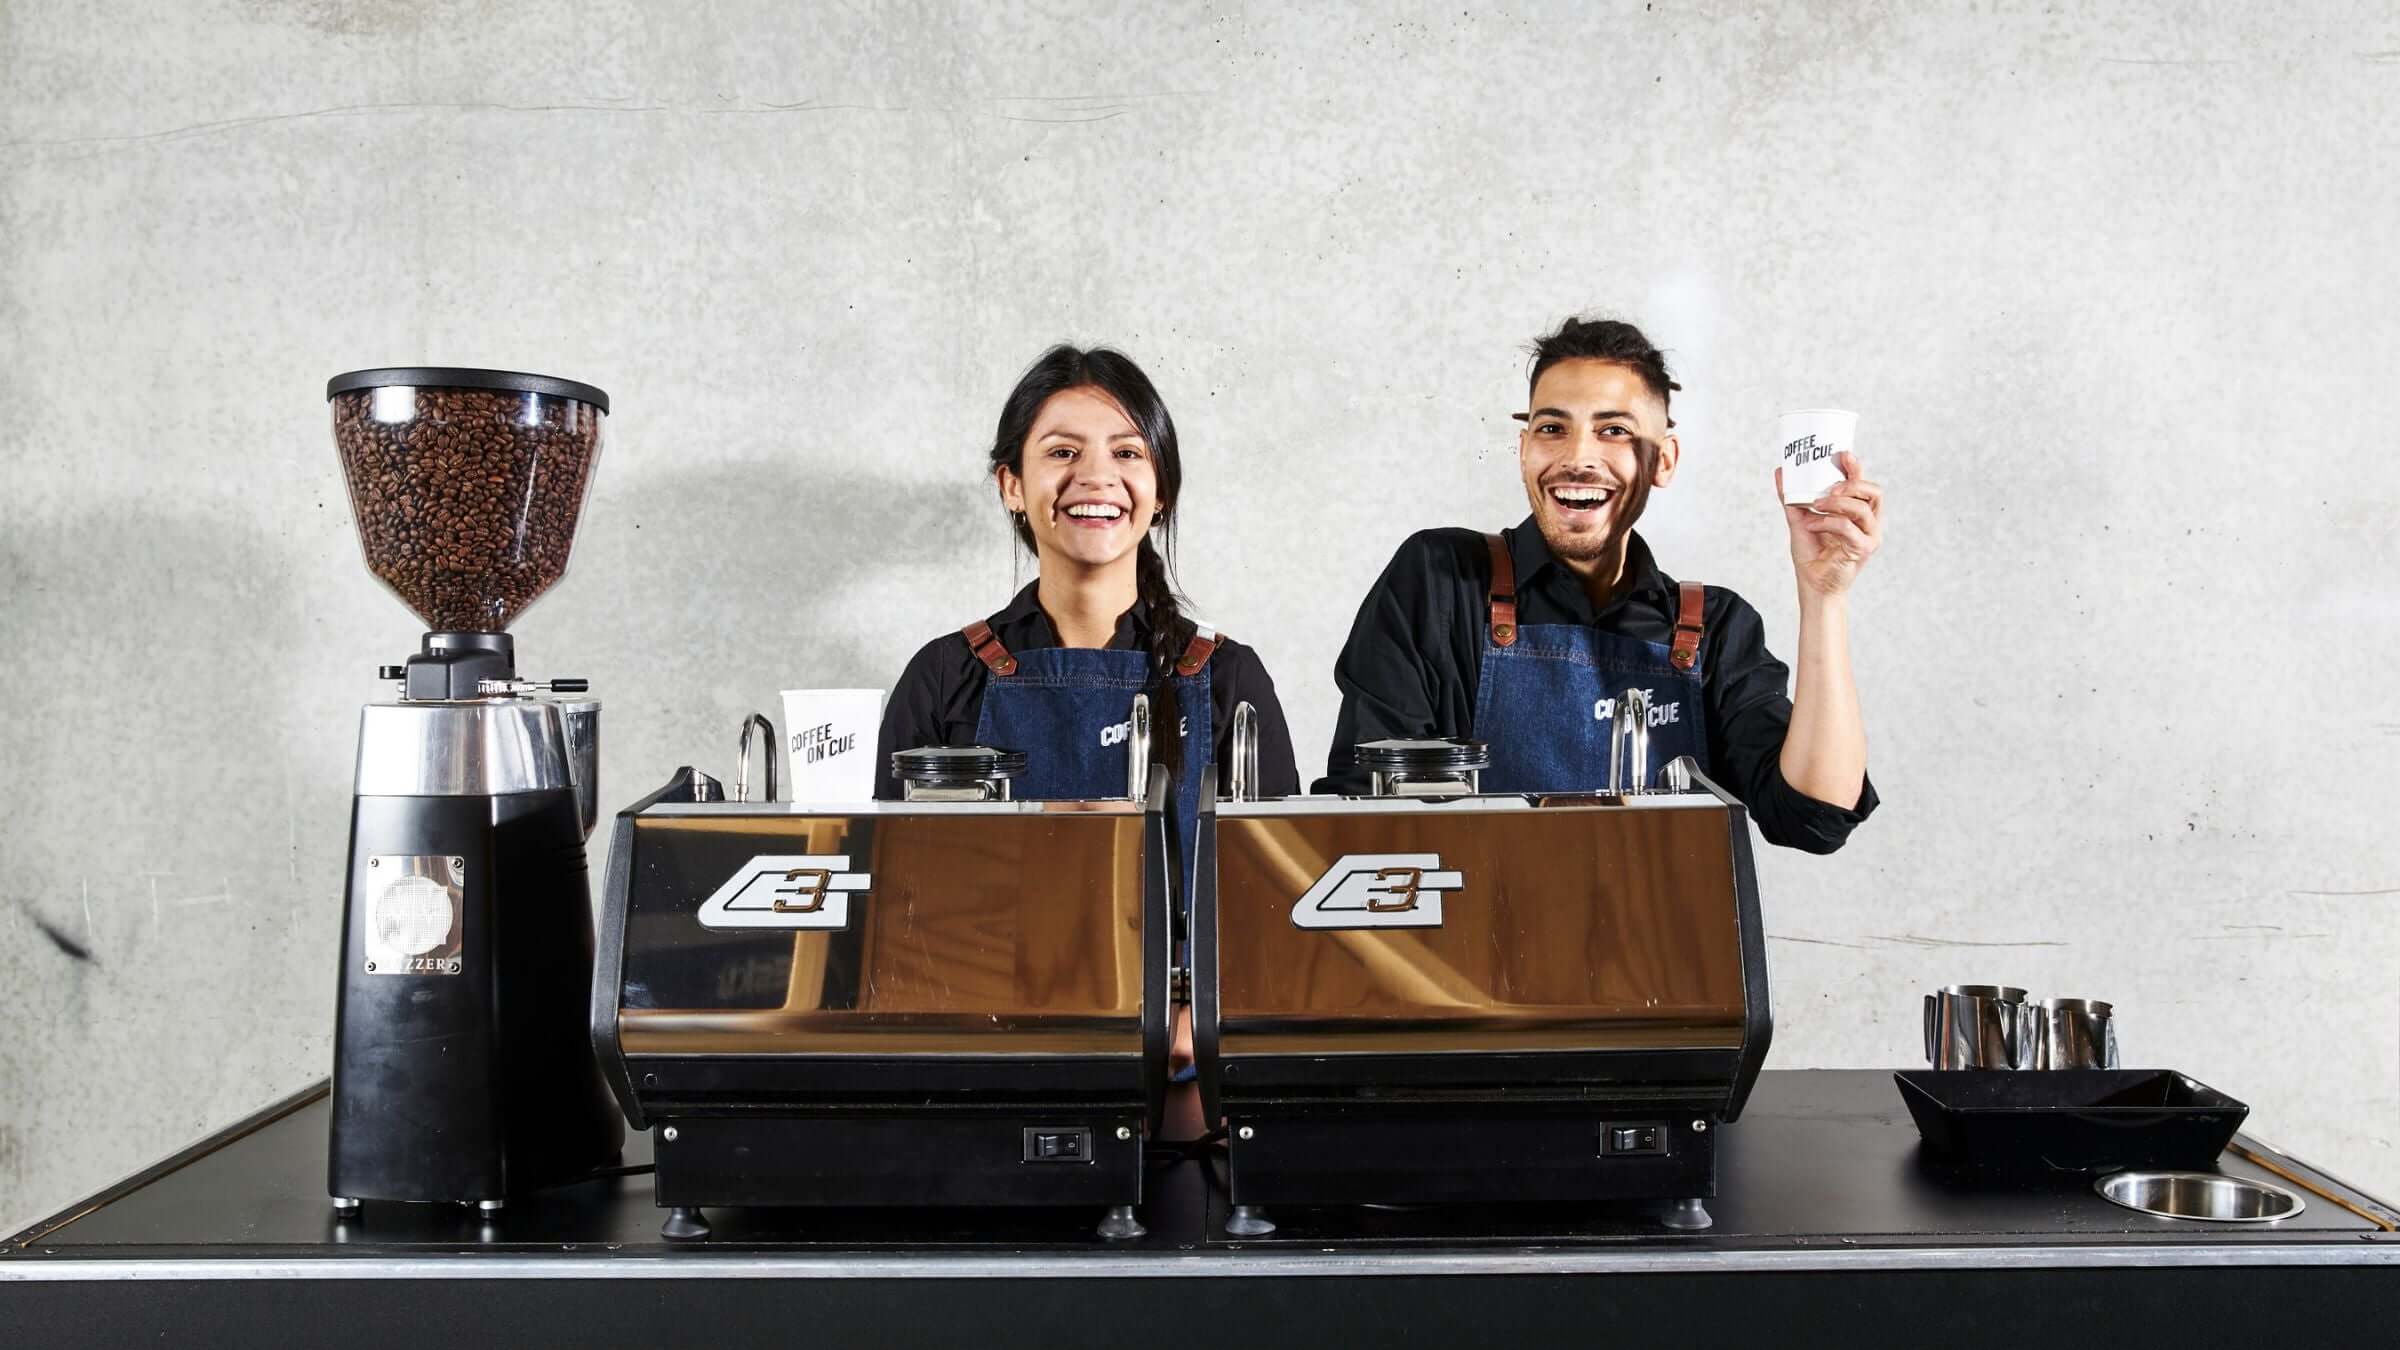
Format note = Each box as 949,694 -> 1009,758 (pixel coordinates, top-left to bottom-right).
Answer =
1702,593 -> 1879,854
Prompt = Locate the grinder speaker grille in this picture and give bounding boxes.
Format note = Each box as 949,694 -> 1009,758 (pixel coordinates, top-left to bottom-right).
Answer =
362,855 -> 466,974
373,876 -> 455,956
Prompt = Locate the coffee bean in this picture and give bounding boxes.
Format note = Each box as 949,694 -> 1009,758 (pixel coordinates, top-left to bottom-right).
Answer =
331,386 -> 601,631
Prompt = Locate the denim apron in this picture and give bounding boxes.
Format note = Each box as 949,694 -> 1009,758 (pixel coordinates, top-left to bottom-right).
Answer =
962,619 -> 1219,919
1467,534 -> 1711,794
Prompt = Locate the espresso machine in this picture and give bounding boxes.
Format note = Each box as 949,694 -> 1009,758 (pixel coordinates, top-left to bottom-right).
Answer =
325,368 -> 623,1215
1194,702 -> 1772,1235
594,714 -> 1173,1241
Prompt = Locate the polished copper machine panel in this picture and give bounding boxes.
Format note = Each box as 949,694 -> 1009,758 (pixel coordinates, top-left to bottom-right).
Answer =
613,807 -> 1150,1056
593,775 -> 1173,1240
1214,801 -> 1748,1056
1193,782 -> 1771,1226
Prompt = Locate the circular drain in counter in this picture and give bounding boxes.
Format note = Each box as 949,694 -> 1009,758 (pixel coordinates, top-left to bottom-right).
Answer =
2095,1170 -> 2305,1222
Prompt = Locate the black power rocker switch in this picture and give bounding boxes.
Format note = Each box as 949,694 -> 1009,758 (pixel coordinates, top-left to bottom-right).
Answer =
1601,1123 -> 1668,1157
1024,1127 -> 1093,1163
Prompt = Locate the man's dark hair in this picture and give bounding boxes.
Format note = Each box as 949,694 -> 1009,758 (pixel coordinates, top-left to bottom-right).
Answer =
1527,316 -> 1682,425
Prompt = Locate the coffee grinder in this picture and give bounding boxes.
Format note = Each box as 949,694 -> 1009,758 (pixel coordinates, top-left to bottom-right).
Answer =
325,368 -> 623,1215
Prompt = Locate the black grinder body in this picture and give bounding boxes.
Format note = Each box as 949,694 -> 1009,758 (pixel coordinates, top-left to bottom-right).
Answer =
329,736 -> 621,1205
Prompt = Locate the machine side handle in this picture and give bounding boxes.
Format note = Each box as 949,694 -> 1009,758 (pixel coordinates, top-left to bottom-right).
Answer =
592,809 -> 646,1131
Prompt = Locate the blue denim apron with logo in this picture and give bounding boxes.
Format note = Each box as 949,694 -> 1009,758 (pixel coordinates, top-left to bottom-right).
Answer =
1467,534 -> 1711,794
970,646 -> 1216,917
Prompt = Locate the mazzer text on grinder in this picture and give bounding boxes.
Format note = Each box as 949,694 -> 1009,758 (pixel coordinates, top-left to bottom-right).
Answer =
326,368 -> 622,1215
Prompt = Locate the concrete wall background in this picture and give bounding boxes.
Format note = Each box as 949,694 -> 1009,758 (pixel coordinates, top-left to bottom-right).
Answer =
4,0 -> 2395,1232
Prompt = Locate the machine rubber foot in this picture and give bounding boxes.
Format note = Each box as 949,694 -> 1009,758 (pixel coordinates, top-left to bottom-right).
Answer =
1097,1205 -> 1146,1241
661,1207 -> 712,1241
475,1198 -> 506,1215
1226,1204 -> 1277,1237
1661,1198 -> 1713,1231
331,1197 -> 361,1216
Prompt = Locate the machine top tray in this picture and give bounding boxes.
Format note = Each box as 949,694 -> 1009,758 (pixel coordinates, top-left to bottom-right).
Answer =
1217,791 -> 1730,816
640,798 -> 1147,817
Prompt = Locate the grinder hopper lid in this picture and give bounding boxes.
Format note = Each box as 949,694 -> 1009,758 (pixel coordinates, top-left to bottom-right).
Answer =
328,367 -> 609,412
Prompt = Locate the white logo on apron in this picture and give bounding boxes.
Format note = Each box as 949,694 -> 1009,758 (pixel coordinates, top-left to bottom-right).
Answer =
1594,690 -> 1682,727
1100,715 -> 1190,747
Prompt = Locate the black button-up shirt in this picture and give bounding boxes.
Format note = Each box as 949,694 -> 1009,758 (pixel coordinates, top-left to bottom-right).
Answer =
875,581 -> 1303,802
1320,521 -> 1877,853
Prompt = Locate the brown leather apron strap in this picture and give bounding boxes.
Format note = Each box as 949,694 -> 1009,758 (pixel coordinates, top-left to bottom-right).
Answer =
1174,624 -> 1222,677
1671,581 -> 1706,672
1485,533 -> 1518,647
961,620 -> 1018,677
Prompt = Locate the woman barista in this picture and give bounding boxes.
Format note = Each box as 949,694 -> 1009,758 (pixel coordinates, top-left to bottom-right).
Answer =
874,343 -> 1301,901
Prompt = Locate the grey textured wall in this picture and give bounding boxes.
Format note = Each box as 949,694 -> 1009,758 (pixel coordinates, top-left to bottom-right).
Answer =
4,0 -> 2396,1232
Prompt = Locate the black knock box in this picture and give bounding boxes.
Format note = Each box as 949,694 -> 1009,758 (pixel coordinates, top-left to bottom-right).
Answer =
1895,1069 -> 2249,1179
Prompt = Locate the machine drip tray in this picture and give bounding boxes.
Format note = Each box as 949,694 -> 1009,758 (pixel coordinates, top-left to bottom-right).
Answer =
635,1204 -> 1146,1247
1203,1189 -> 1724,1245
1216,1110 -> 1719,1217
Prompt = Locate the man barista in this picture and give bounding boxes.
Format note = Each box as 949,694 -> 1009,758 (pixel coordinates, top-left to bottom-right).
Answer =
1320,316 -> 1881,851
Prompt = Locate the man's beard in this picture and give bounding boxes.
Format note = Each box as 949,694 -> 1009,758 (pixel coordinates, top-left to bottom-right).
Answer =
1533,436 -> 1658,562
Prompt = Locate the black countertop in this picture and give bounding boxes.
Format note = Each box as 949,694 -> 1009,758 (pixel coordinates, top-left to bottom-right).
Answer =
7,1070 -> 2397,1348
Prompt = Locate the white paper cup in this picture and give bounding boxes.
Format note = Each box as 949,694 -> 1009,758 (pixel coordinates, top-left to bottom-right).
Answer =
1777,409 -> 1858,505
780,688 -> 886,804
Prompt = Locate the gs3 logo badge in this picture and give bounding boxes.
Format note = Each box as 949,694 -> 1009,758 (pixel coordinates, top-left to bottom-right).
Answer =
697,855 -> 872,930
1290,853 -> 1467,930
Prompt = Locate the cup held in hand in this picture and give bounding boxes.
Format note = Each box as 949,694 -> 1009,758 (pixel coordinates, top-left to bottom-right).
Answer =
1778,408 -> 1858,506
